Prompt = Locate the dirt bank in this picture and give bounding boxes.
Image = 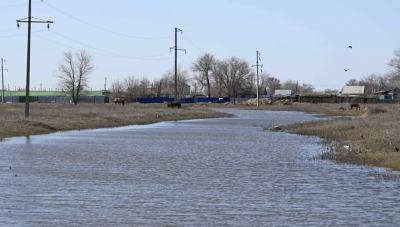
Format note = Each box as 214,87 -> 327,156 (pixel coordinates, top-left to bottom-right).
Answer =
251,102 -> 400,171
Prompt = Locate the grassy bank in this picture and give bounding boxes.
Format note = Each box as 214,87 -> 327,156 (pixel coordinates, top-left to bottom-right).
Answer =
252,102 -> 400,171
0,103 -> 232,140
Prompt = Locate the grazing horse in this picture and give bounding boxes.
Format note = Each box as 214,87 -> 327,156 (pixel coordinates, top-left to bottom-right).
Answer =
167,101 -> 172,108
114,98 -> 125,106
167,101 -> 181,109
350,103 -> 360,110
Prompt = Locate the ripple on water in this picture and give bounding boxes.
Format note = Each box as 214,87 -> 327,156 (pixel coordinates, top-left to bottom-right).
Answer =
1,109 -> 400,226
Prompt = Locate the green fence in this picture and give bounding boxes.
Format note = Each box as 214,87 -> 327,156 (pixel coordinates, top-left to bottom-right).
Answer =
18,96 -> 39,103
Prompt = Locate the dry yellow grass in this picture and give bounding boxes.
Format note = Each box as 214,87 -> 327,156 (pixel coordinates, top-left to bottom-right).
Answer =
270,103 -> 400,171
0,102 -> 232,140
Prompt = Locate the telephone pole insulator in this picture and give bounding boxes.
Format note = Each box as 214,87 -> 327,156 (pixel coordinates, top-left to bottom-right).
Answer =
16,0 -> 54,117
172,27 -> 186,102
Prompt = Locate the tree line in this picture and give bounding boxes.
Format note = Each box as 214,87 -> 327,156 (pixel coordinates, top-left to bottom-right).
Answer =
54,48 -> 400,104
108,53 -> 315,101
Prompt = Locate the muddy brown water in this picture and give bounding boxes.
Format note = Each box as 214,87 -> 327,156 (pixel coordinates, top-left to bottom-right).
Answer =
1,109 -> 400,226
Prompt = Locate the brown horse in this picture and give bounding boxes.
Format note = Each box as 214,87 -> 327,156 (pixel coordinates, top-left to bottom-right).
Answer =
167,101 -> 181,108
350,103 -> 360,110
114,98 -> 124,106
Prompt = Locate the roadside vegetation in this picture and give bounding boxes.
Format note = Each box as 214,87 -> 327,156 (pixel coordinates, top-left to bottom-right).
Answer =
257,103 -> 400,171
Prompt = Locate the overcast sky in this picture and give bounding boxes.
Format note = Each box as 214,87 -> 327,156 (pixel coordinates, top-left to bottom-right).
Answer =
1,0 -> 400,92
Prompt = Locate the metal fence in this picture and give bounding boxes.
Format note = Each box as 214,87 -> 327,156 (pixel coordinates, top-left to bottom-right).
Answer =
137,97 -> 232,103
0,97 -> 20,103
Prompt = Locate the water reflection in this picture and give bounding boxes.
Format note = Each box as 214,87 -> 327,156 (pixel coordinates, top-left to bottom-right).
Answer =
25,135 -> 30,144
0,109 -> 400,226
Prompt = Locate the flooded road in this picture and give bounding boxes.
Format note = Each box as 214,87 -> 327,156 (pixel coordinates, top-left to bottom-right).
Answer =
1,109 -> 400,226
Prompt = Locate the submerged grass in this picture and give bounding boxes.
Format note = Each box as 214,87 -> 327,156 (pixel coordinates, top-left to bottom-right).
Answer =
0,103 -> 232,140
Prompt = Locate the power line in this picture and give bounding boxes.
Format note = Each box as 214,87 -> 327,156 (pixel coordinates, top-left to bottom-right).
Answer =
0,1 -> 40,9
48,29 -> 173,59
42,1 -> 172,40
182,34 -> 206,53
30,31 -> 173,61
0,29 -> 47,38
49,30 -> 122,57
0,28 -> 19,33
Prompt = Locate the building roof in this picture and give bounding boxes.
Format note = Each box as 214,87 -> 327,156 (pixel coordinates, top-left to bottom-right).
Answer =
341,86 -> 365,95
274,90 -> 292,95
1,90 -> 104,97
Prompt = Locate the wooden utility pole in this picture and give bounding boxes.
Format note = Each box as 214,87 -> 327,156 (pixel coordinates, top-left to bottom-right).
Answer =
17,0 -> 53,117
170,28 -> 185,102
1,58 -> 8,103
252,51 -> 263,107
194,83 -> 197,103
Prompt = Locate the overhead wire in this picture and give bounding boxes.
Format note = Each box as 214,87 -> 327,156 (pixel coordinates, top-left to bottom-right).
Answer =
0,1 -> 40,8
28,30 -> 173,61
0,28 -> 19,33
182,34 -> 206,54
0,29 -> 47,38
41,1 -> 172,40
48,29 -> 173,60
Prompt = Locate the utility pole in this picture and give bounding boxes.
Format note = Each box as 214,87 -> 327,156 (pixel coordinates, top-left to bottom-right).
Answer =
194,83 -> 197,103
170,28 -> 186,102
17,0 -> 53,117
1,58 -> 8,103
252,51 -> 263,107
104,77 -> 107,90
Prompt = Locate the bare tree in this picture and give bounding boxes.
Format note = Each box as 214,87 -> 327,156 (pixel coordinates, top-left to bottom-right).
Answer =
301,83 -> 315,93
138,76 -> 151,97
265,76 -> 282,95
359,73 -> 388,94
387,73 -> 400,88
191,53 -> 215,97
259,73 -> 271,95
210,62 -> 226,97
56,50 -> 94,105
110,79 -> 124,98
216,57 -> 252,98
153,78 -> 164,97
386,48 -> 400,87
345,78 -> 359,86
282,80 -> 299,92
242,71 -> 256,96
123,76 -> 140,102
161,66 -> 190,98
388,48 -> 400,76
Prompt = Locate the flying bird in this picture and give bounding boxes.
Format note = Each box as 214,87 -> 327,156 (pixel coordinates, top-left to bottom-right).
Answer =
348,46 -> 352,48
344,69 -> 349,71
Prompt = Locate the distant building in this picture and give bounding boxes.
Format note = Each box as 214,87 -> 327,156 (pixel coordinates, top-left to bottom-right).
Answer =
340,86 -> 365,97
274,89 -> 295,98
373,87 -> 400,100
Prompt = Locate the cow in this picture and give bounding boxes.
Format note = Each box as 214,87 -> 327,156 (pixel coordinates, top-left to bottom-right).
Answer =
114,98 -> 125,106
350,103 -> 360,110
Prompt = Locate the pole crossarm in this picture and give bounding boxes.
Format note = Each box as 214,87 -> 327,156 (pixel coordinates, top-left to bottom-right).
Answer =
172,27 -> 185,102
252,51 -> 263,107
16,0 -> 54,117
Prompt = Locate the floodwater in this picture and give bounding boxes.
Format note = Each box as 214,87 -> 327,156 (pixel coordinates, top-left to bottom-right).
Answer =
1,109 -> 400,226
